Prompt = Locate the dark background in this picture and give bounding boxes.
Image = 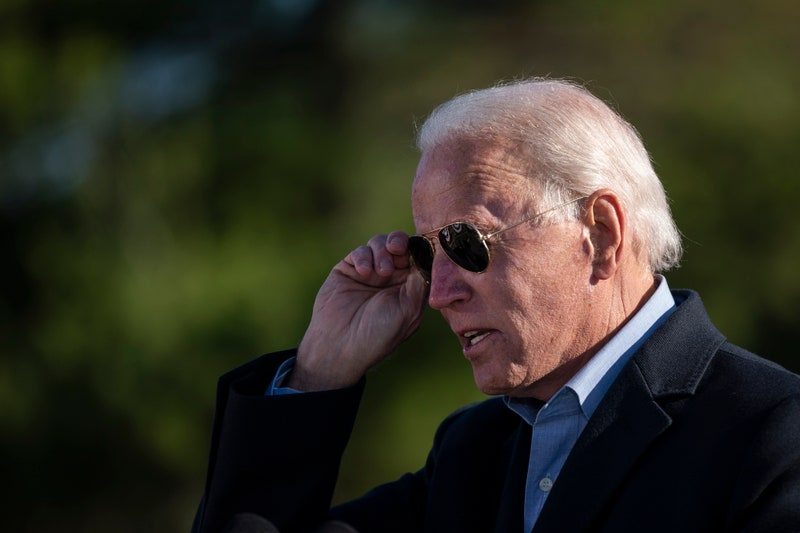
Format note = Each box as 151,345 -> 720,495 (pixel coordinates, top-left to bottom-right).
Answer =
2,0 -> 799,530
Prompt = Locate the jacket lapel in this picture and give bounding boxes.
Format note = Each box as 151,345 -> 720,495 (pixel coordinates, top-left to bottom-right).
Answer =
532,290 -> 725,532
492,421 -> 532,533
532,361 -> 671,532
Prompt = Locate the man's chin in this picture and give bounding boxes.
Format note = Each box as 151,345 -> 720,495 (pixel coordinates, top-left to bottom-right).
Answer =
472,366 -> 548,398
471,369 -> 514,396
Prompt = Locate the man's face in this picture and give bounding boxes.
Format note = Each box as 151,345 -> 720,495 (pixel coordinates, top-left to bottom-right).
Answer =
411,139 -> 598,399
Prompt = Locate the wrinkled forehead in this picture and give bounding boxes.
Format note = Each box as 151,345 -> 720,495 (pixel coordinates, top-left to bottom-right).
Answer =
411,138 -> 537,232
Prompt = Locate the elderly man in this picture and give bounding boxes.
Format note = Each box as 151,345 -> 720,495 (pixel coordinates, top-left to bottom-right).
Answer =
193,79 -> 800,533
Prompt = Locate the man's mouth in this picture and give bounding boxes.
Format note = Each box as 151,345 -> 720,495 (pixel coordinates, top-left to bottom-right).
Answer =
463,329 -> 494,347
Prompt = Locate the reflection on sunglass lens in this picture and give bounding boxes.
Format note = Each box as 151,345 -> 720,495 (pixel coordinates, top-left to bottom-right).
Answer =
439,223 -> 490,272
409,223 -> 492,282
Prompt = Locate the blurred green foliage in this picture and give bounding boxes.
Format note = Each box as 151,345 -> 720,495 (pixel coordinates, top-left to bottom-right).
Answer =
1,0 -> 799,530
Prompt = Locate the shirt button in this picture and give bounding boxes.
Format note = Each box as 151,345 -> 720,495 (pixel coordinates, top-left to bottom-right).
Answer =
539,476 -> 553,492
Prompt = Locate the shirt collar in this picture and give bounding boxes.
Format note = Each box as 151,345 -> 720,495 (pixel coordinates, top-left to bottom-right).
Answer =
565,275 -> 675,417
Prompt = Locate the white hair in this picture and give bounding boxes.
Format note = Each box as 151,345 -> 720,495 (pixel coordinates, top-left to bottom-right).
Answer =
416,78 -> 682,273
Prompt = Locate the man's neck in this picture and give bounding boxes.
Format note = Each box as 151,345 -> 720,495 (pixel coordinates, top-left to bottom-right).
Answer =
523,270 -> 658,401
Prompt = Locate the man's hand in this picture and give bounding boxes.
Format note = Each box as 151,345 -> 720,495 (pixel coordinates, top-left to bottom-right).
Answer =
288,231 -> 428,391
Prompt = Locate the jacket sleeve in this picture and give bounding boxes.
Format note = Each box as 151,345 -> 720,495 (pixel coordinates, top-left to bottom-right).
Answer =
327,405 -> 473,533
192,349 -> 365,533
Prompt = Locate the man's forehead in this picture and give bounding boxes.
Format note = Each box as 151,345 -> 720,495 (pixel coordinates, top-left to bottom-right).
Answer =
411,140 -> 536,230
413,139 -> 532,192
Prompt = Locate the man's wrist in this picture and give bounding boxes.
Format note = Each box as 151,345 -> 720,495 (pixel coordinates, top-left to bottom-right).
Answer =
286,365 -> 359,392
289,348 -> 364,392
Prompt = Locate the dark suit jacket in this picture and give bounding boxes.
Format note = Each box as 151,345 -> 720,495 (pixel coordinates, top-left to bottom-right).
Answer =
193,290 -> 800,532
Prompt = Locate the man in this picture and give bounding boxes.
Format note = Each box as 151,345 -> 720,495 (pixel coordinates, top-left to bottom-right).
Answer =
193,79 -> 800,532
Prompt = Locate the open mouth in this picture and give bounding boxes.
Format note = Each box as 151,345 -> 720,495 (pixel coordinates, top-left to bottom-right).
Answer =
463,329 -> 494,347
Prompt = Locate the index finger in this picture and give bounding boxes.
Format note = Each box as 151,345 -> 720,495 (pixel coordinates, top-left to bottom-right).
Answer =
385,231 -> 409,255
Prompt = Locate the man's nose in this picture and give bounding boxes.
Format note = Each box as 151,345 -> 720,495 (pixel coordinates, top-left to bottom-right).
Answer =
427,251 -> 471,309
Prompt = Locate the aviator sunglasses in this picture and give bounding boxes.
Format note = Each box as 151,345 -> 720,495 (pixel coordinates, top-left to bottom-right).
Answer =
408,196 -> 587,282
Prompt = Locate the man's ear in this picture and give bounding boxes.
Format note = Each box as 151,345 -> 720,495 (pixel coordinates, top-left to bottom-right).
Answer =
583,189 -> 625,280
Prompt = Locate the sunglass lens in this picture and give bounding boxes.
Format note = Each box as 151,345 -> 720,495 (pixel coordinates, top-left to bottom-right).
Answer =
439,223 -> 490,272
407,235 -> 433,281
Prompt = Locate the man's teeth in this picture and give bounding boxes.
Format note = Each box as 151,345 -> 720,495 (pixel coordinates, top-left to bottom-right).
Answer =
464,330 -> 492,346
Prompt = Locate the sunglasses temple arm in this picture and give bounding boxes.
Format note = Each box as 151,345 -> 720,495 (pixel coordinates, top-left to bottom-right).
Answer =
485,196 -> 587,239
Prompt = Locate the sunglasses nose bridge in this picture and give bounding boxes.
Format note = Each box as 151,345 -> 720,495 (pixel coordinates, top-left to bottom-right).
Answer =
412,233 -> 459,282
427,244 -> 473,309
425,235 -> 455,278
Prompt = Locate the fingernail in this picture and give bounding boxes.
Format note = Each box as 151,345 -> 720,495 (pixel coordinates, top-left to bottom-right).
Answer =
380,259 -> 393,271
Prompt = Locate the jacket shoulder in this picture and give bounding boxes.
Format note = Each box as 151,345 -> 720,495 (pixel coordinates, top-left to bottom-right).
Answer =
711,341 -> 800,399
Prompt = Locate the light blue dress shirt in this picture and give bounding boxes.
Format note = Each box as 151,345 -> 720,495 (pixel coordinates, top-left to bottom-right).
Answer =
505,276 -> 675,532
267,356 -> 301,395
268,277 -> 676,533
